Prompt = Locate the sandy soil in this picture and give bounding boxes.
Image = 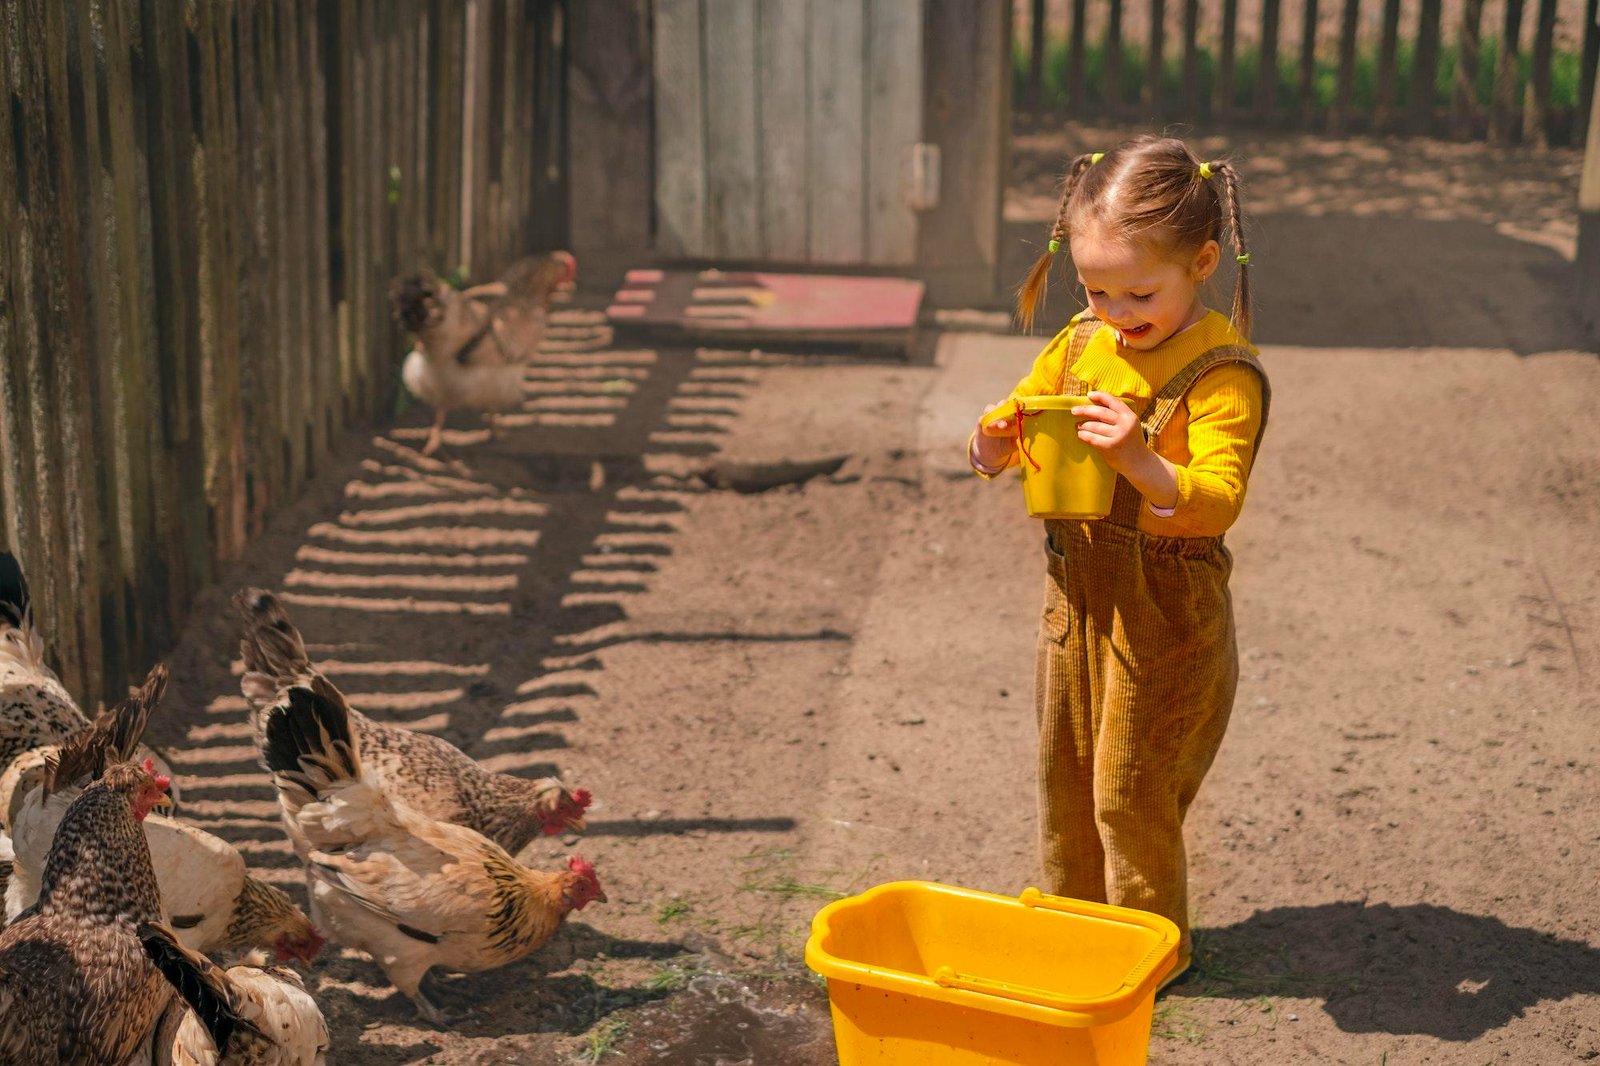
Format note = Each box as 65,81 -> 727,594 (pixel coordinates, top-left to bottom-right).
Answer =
140,123 -> 1600,1065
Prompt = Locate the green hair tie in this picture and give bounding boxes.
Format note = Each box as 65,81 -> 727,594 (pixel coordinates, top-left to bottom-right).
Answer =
1236,253 -> 1251,265
1048,239 -> 1061,253
1090,152 -> 1105,165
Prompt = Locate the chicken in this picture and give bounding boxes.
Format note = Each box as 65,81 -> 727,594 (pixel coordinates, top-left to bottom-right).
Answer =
389,251 -> 577,454
4,665 -> 323,964
258,678 -> 605,1025
0,551 -> 178,799
142,922 -> 329,1066
0,730 -> 175,1062
234,587 -> 590,855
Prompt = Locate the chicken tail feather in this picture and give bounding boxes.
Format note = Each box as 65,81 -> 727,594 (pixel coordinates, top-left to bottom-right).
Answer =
45,662 -> 168,795
233,587 -> 314,683
261,681 -> 362,799
139,920 -> 264,1055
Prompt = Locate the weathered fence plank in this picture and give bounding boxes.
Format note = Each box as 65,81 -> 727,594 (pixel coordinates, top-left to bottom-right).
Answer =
758,0 -> 809,261
866,0 -> 925,264
1215,0 -> 1239,120
0,0 -> 565,706
1408,0 -> 1444,134
1107,0 -> 1124,113
1068,0 -> 1088,109
1491,0 -> 1526,143
1298,0 -> 1320,125
1452,0 -> 1487,139
1331,0 -> 1361,133
1525,0 -> 1560,145
1145,0 -> 1166,115
1580,0 -> 1599,148
1182,0 -> 1200,117
809,0 -> 868,263
1374,0 -> 1403,131
1256,0 -> 1282,122
704,0 -> 760,260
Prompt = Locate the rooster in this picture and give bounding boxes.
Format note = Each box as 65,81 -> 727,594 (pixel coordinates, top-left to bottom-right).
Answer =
4,664 -> 323,964
389,251 -> 577,455
259,679 -> 605,1025
0,723 -> 175,1062
142,922 -> 329,1066
234,588 -> 590,854
0,551 -> 179,798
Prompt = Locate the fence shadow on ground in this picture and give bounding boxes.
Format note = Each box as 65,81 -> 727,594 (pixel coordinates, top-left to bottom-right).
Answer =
156,310 -> 802,1036
1186,901 -> 1600,1041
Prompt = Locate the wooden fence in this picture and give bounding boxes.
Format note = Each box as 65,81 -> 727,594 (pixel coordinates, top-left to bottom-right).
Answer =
0,0 -> 565,707
1017,0 -> 1600,145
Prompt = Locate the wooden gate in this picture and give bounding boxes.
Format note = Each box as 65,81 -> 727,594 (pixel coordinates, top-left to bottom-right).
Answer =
652,0 -> 928,266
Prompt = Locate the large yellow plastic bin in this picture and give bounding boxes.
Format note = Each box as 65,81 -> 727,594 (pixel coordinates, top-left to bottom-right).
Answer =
805,881 -> 1179,1066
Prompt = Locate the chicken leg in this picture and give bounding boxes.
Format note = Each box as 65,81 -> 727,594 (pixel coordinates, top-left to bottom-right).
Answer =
388,956 -> 451,1026
422,407 -> 447,456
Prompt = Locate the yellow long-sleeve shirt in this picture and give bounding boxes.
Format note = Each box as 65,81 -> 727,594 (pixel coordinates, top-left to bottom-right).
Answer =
1003,309 -> 1264,538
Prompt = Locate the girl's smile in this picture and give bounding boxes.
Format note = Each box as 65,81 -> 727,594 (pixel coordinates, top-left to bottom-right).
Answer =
1070,224 -> 1219,351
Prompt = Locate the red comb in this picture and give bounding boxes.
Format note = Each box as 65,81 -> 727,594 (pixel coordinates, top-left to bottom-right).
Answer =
140,758 -> 172,792
567,855 -> 596,877
572,788 -> 592,809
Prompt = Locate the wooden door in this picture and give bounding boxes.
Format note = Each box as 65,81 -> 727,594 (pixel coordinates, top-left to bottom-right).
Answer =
652,0 -> 926,266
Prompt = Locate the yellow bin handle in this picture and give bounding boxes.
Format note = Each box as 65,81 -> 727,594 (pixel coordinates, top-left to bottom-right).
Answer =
931,965 -> 1084,1012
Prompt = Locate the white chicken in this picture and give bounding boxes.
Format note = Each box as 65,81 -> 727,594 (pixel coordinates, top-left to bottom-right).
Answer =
142,922 -> 329,1066
389,251 -> 577,454
0,550 -> 178,800
4,665 -> 323,964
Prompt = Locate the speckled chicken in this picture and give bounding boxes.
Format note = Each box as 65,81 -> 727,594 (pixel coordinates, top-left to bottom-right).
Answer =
0,551 -> 178,798
142,922 -> 329,1066
389,251 -> 577,454
234,588 -> 590,854
0,719 -> 175,1063
4,665 -> 322,964
258,679 -> 605,1026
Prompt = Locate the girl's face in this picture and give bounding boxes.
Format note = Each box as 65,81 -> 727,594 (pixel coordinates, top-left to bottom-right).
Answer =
1070,226 -> 1219,351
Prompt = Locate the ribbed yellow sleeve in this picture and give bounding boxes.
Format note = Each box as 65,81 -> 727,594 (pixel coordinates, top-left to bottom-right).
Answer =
1156,365 -> 1263,537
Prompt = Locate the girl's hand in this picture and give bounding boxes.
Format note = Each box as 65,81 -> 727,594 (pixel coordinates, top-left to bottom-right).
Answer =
1072,392 -> 1147,474
972,399 -> 1017,470
977,398 -> 1016,437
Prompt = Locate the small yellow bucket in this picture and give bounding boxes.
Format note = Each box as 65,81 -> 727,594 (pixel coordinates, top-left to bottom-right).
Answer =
806,881 -> 1180,1065
987,396 -> 1116,520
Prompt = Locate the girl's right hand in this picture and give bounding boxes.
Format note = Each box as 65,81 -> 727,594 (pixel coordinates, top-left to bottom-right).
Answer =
972,400 -> 1018,471
978,398 -> 1016,436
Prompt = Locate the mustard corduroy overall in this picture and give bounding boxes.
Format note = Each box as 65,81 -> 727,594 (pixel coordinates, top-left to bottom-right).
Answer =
1035,322 -> 1270,959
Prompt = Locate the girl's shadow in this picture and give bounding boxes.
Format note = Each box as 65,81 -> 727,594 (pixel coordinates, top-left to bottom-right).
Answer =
1187,901 -> 1600,1041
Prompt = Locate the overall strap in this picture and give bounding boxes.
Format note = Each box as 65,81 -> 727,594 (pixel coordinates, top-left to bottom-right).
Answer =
1106,342 -> 1272,528
1141,343 -> 1272,472
1053,315 -> 1106,396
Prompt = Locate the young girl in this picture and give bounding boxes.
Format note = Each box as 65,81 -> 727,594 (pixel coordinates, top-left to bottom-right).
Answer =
970,136 -> 1269,989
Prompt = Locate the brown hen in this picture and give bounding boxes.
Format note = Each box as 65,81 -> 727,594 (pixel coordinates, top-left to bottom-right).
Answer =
234,588 -> 590,854
258,679 -> 605,1026
0,720 -> 174,1062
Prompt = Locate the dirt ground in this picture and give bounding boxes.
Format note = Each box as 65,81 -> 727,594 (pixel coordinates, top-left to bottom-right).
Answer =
145,122 -> 1600,1064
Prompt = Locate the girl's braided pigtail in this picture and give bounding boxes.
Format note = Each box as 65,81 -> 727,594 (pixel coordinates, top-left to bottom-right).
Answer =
1016,152 -> 1098,334
1216,161 -> 1252,343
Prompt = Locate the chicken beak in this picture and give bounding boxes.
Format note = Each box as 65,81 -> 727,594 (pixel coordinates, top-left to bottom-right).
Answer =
151,792 -> 175,816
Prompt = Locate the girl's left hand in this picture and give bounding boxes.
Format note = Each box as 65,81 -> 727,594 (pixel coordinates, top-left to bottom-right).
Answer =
1073,392 -> 1147,473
